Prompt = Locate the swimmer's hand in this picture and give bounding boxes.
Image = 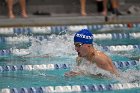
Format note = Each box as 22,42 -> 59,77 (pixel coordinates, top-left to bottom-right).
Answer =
64,71 -> 80,77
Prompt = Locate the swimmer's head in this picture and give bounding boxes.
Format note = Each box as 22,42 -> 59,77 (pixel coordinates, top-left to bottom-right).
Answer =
74,29 -> 93,44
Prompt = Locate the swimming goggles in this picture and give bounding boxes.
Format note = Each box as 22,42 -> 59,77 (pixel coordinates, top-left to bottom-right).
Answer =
74,43 -> 84,48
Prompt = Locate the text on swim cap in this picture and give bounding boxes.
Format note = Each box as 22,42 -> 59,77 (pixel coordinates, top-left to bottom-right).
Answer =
76,33 -> 93,39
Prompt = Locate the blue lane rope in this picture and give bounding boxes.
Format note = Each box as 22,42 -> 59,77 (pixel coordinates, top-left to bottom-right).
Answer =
0,44 -> 139,56
0,49 -> 11,55
1,82 -> 140,93
0,32 -> 140,43
101,45 -> 140,51
0,23 -> 140,35
0,60 -> 139,72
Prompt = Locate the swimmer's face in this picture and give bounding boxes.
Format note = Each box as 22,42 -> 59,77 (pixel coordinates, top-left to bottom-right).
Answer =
74,42 -> 90,57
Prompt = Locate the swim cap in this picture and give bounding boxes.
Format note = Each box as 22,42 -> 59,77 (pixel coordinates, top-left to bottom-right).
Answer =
74,29 -> 93,44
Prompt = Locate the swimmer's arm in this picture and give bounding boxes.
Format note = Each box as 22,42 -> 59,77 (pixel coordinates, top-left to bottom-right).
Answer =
64,71 -> 81,77
22,54 -> 49,58
107,58 -> 119,76
95,57 -> 119,76
64,57 -> 83,77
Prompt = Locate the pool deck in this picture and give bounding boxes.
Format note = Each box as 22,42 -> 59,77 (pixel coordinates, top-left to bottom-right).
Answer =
0,13 -> 140,27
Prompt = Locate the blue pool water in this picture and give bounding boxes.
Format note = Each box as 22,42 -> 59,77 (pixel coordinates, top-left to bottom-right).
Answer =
0,24 -> 140,93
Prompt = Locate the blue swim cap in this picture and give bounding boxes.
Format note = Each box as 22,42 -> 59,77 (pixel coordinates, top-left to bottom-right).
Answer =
74,29 -> 93,44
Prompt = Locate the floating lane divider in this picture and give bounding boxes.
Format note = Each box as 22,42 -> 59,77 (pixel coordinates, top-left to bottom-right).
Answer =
1,82 -> 140,93
0,49 -> 11,56
0,44 -> 140,56
0,48 -> 31,56
0,23 -> 140,35
0,36 -> 48,43
93,32 -> 140,40
0,64 -> 70,72
0,27 -> 52,35
1,32 -> 140,43
102,45 -> 140,52
0,60 -> 139,72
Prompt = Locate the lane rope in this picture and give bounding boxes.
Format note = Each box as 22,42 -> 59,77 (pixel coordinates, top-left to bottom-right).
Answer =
1,82 -> 140,93
0,23 -> 140,35
0,60 -> 139,72
0,44 -> 139,56
0,32 -> 140,43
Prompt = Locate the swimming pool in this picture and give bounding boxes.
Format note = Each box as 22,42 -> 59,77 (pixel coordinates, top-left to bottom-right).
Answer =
0,24 -> 140,93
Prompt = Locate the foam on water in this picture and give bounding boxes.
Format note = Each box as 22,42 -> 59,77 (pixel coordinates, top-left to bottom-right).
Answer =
26,34 -> 76,57
114,70 -> 140,83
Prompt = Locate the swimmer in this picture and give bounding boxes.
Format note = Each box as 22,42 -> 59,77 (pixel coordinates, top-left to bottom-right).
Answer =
65,29 -> 118,77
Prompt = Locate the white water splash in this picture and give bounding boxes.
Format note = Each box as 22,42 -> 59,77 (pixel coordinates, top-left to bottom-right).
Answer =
114,69 -> 140,83
28,34 -> 76,57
